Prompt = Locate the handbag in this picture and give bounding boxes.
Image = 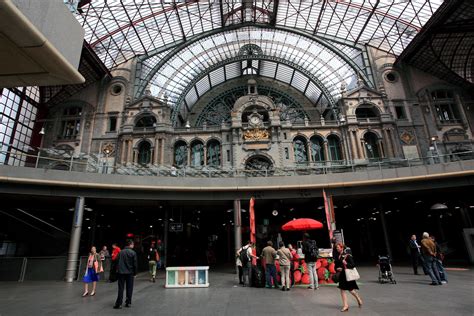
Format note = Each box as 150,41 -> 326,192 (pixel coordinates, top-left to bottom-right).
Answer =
345,267 -> 360,281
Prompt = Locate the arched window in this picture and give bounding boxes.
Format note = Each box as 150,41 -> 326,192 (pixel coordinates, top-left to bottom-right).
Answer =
310,136 -> 325,162
174,141 -> 187,167
60,106 -> 82,139
355,105 -> 379,119
293,136 -> 308,163
190,140 -> 204,167
327,135 -> 342,161
364,132 -> 381,159
245,155 -> 273,171
135,115 -> 157,128
206,140 -> 221,167
138,141 -> 152,165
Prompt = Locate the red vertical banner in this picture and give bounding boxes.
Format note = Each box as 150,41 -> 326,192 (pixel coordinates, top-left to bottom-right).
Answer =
323,189 -> 335,240
249,197 -> 257,265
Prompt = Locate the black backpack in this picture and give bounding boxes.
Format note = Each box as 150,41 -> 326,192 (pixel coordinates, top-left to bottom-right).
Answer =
239,246 -> 250,265
307,240 -> 319,260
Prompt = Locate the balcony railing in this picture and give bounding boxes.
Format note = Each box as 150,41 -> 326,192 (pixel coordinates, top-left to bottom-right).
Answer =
1,147 -> 473,178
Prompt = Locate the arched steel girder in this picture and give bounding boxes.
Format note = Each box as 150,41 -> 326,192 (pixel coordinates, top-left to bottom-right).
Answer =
170,54 -> 337,126
134,23 -> 374,99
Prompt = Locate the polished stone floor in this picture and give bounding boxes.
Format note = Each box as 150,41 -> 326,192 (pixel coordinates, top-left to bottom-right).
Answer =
0,266 -> 472,315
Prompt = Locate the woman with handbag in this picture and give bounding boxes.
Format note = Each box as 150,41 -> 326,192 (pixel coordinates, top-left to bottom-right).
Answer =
334,243 -> 363,312
82,246 -> 101,297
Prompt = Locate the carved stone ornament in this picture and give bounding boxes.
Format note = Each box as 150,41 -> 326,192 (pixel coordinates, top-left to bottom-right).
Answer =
243,128 -> 270,141
400,130 -> 415,145
102,143 -> 115,156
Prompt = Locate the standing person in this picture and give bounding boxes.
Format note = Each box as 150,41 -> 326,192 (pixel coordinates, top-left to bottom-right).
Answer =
430,235 -> 447,284
147,241 -> 160,283
302,233 -> 319,290
277,241 -> 292,291
82,246 -> 101,297
235,247 -> 243,285
113,240 -> 138,309
335,243 -> 363,312
237,241 -> 257,287
99,245 -> 109,277
261,240 -> 278,289
109,243 -> 121,282
420,232 -> 442,285
288,244 -> 298,287
409,235 -> 422,275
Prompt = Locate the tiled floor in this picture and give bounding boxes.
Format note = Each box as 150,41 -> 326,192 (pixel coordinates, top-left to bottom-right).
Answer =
0,266 -> 472,315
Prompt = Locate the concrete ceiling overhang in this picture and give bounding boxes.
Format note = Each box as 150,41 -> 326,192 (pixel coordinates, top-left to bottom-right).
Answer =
0,0 -> 85,88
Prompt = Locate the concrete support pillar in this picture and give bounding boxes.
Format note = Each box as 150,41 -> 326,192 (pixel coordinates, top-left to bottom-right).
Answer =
65,196 -> 85,282
379,208 -> 392,258
234,199 -> 242,276
164,208 -> 169,268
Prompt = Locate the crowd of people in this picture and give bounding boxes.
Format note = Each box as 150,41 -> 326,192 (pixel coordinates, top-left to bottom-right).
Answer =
236,233 -> 363,312
81,239 -> 161,309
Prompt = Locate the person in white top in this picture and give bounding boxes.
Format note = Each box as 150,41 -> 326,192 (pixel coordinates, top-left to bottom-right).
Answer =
237,241 -> 257,287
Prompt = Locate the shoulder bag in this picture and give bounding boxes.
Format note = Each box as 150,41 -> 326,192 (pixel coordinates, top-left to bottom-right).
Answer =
344,255 -> 360,281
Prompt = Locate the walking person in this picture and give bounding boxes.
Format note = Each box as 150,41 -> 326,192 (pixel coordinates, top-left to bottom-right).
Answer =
113,240 -> 138,309
261,240 -> 278,289
277,241 -> 293,291
147,240 -> 160,283
409,235 -> 422,275
109,243 -> 121,282
302,233 -> 319,290
420,232 -> 442,285
334,243 -> 363,312
82,246 -> 101,297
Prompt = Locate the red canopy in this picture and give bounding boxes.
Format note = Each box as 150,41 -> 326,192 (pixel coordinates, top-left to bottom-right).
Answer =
282,218 -> 324,231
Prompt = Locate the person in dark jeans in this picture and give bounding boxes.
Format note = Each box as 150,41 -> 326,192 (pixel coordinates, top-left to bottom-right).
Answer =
113,240 -> 138,309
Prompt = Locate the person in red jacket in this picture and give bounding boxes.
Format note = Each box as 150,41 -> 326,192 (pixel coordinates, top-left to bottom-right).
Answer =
109,243 -> 121,282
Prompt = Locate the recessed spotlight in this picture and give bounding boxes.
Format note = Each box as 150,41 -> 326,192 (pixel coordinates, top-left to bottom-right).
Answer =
343,205 -> 349,209
150,225 -> 153,228
455,206 -> 460,209
227,209 -> 232,213
393,197 -> 398,200
317,206 -> 324,210
100,214 -> 104,217
87,226 -> 91,230
129,210 -> 134,214
158,218 -> 163,221
289,208 -> 294,212
49,217 -> 54,221
169,218 -> 174,222
85,218 -> 90,221
415,200 -> 422,204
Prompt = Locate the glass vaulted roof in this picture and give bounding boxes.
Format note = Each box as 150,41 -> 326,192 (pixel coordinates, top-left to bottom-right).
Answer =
75,0 -> 444,122
76,0 -> 443,68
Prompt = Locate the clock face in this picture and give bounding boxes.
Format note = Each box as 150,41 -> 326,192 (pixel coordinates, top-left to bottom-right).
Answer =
250,115 -> 260,125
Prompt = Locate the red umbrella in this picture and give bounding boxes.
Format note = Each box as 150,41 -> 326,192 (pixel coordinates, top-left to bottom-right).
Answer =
282,218 -> 324,231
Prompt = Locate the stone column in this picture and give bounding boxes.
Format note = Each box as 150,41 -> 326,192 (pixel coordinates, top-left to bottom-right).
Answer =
350,130 -> 359,159
234,199 -> 242,276
323,142 -> 329,161
154,137 -> 159,165
383,128 -> 394,158
120,139 -> 126,164
65,196 -> 85,282
127,140 -> 133,164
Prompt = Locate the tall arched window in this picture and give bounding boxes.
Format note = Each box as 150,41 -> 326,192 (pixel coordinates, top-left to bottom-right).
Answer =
364,132 -> 381,159
174,140 -> 187,167
137,141 -> 152,165
327,135 -> 342,161
310,136 -> 325,162
431,90 -> 460,123
206,140 -> 221,167
293,136 -> 308,163
190,140 -> 204,167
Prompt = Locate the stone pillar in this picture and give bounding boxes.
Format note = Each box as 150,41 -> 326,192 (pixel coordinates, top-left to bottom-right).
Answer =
120,139 -> 126,164
234,199 -> 242,276
323,142 -> 329,161
65,196 -> 85,282
383,129 -> 394,158
350,130 -> 359,159
154,137 -> 159,165
127,140 -> 133,164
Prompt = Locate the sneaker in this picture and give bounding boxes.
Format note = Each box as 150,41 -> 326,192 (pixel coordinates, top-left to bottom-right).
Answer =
441,281 -> 447,284
113,305 -> 122,309
308,286 -> 314,290
429,282 -> 438,285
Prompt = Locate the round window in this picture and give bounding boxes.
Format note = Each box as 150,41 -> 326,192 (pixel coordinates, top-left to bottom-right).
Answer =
111,84 -> 123,95
384,71 -> 397,83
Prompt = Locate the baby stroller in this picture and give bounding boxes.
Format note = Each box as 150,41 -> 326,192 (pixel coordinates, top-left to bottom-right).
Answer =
378,255 -> 396,284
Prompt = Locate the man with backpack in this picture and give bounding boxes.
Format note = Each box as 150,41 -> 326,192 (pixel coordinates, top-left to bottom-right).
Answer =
237,241 -> 256,287
303,233 -> 319,290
